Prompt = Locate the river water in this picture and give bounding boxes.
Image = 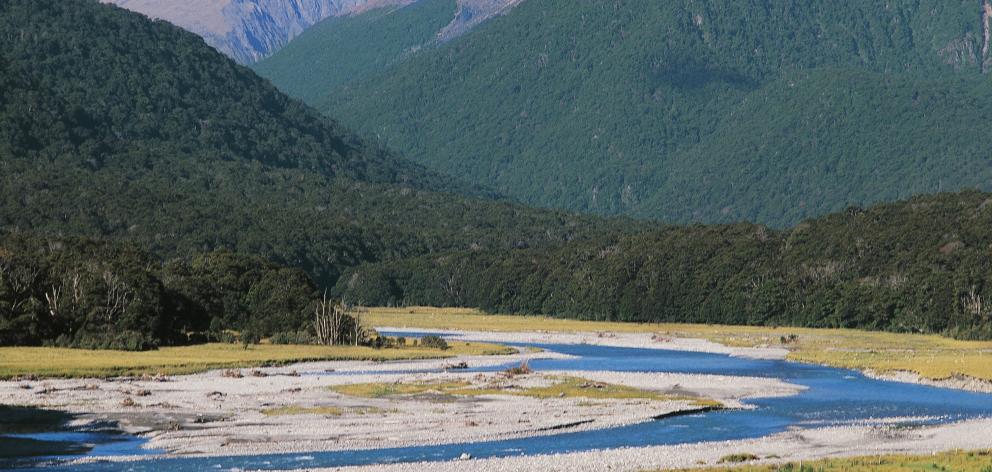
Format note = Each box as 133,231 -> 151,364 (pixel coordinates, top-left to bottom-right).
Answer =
8,336 -> 992,471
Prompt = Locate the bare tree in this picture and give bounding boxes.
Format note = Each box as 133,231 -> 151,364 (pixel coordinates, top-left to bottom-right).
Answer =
44,273 -> 82,320
44,284 -> 61,319
350,306 -> 360,346
102,271 -> 133,322
314,290 -> 334,345
962,286 -> 988,320
314,291 -> 350,346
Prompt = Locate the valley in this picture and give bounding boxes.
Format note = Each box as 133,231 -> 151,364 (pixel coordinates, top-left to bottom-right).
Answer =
3,0 -> 992,470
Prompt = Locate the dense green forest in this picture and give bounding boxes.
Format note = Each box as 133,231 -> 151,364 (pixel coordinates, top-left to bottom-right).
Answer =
340,191 -> 992,340
0,0 -> 642,289
266,0 -> 992,227
3,0 -> 992,349
252,0 -> 457,103
0,232 -> 322,349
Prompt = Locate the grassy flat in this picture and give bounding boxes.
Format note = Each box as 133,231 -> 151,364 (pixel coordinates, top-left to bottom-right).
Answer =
0,341 -> 514,379
679,449 -> 992,471
366,308 -> 992,383
331,375 -> 718,406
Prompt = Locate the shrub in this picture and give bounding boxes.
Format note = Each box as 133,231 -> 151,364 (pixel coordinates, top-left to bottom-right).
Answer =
270,331 -> 316,345
419,335 -> 449,350
504,360 -> 532,376
718,453 -> 759,463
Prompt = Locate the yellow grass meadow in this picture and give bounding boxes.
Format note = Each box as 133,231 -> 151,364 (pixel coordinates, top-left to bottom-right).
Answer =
0,341 -> 513,379
365,307 -> 992,382
330,375 -> 719,406
678,449 -> 992,472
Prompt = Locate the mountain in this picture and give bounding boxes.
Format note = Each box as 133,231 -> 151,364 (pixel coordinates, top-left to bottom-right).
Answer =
252,0 -> 456,103
275,0 -> 992,228
103,0 -> 522,64
3,0 -> 991,346
0,0 -> 637,289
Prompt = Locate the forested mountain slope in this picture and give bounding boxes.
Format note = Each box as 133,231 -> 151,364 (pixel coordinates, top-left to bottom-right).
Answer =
252,0 -> 458,103
296,0 -> 992,227
102,0 -> 414,64
105,0 -> 522,64
0,0 -> 638,288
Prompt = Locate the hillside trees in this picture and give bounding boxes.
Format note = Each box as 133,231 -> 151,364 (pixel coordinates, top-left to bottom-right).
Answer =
338,191 -> 992,340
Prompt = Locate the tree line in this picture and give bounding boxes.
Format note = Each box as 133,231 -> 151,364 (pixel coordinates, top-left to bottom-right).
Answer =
339,191 -> 992,340
0,232 -> 364,350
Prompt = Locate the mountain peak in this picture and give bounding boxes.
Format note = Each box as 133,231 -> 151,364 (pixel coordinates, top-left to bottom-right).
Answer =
103,0 -> 521,63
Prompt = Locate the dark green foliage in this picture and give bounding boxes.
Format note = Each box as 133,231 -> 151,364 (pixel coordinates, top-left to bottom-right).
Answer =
340,191 -> 992,339
0,0 -> 643,291
252,0 -> 457,103
291,0 -> 992,227
0,233 -> 166,350
419,335 -> 449,350
270,331 -> 316,345
0,233 -> 326,350
162,252 -> 318,338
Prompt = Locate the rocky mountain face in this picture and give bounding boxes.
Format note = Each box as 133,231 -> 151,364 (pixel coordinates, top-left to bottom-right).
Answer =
104,0 -> 521,64
438,0 -> 525,41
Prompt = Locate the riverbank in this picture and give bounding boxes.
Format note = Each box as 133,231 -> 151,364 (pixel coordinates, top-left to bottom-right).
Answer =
0,345 -> 801,460
368,308 -> 992,392
4,317 -> 991,472
320,419 -> 992,472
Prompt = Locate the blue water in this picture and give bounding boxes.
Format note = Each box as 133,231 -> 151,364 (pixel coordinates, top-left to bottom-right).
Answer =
11,337 -> 992,471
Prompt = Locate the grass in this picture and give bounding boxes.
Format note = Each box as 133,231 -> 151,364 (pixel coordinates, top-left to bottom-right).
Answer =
680,449 -> 992,471
365,308 -> 992,383
331,380 -> 472,398
260,406 -> 344,416
331,375 -> 719,406
0,341 -> 514,379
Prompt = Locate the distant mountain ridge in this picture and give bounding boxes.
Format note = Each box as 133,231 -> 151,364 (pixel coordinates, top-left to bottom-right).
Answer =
288,0 -> 992,228
1,0 -> 631,288
103,0 -> 522,63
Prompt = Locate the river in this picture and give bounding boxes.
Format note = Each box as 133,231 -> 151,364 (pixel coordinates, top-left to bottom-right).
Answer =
7,335 -> 992,471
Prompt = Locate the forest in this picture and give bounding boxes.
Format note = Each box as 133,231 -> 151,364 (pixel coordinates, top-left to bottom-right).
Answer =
0,232 -> 324,350
339,191 -> 992,340
282,0 -> 992,227
3,0 -> 992,350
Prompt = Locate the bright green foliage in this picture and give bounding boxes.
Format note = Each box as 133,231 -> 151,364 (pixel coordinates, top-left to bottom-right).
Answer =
296,0 -> 992,227
341,191 -> 992,340
252,0 -> 457,103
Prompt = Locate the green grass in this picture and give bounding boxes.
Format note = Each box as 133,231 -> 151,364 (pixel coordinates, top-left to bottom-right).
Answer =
680,450 -> 992,471
0,341 -> 514,379
365,308 -> 992,383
